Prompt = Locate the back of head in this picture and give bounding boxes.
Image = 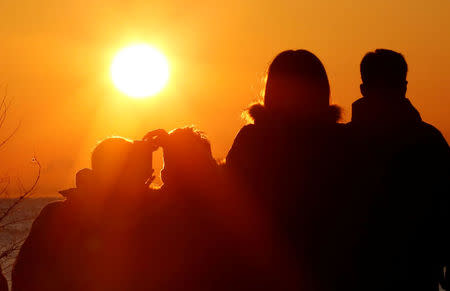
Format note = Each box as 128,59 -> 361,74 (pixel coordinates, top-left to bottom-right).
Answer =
161,127 -> 216,186
263,50 -> 332,119
91,137 -> 134,187
91,137 -> 153,191
360,49 -> 408,99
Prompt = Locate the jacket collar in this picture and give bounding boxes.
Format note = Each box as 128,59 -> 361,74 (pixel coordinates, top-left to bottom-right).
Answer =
351,97 -> 422,125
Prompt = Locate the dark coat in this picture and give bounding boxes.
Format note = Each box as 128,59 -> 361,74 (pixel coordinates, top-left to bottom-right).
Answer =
11,182 -> 151,291
12,177 -> 254,291
130,179 -> 277,291
11,191 -> 114,291
226,105 -> 350,291
12,199 -> 92,291
132,185 -> 231,291
347,97 -> 450,291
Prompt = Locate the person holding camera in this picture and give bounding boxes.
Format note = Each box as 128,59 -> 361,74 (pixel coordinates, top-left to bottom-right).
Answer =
134,127 -> 237,291
12,137 -> 156,291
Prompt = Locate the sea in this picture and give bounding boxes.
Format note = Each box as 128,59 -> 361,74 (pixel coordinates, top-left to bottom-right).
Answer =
0,197 -> 61,284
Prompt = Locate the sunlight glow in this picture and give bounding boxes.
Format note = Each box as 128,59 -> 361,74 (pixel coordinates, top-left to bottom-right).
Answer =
111,44 -> 169,98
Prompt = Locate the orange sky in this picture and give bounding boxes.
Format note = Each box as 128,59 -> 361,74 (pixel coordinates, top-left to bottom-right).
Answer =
0,0 -> 449,196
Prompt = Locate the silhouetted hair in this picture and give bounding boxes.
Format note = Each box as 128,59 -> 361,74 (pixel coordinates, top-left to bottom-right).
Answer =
76,168 -> 94,189
161,127 -> 216,184
91,137 -> 134,185
244,50 -> 340,123
164,127 -> 215,166
264,50 -> 331,112
360,49 -> 408,87
92,137 -> 133,172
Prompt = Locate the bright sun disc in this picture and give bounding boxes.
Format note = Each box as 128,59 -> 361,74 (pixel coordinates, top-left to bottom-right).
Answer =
111,44 -> 169,98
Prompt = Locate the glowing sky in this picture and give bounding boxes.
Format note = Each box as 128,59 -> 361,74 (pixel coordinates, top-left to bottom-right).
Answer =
0,0 -> 449,195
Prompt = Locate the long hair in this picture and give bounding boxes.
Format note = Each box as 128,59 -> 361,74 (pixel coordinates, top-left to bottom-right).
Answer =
246,50 -> 340,124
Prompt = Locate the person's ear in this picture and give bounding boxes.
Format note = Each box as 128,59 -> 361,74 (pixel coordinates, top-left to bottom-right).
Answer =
401,81 -> 408,97
360,83 -> 367,97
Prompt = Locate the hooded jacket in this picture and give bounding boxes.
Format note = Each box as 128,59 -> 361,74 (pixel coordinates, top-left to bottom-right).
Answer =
226,104 -> 350,291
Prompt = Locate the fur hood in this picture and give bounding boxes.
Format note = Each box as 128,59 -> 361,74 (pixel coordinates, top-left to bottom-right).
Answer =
245,103 -> 341,125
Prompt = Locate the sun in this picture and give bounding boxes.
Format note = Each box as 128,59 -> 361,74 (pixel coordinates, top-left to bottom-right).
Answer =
111,44 -> 169,98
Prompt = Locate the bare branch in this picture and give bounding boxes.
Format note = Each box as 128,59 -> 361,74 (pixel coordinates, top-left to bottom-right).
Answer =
0,157 -> 41,224
0,216 -> 35,229
0,89 -> 20,149
0,86 -> 8,120
16,178 -> 25,194
0,238 -> 25,261
0,177 -> 10,196
0,96 -> 13,130
0,122 -> 20,149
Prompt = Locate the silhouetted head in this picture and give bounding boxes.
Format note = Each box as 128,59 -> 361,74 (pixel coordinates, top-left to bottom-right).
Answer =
263,50 -> 332,119
360,49 -> 408,100
75,168 -> 94,190
160,127 -> 217,187
91,137 -> 153,191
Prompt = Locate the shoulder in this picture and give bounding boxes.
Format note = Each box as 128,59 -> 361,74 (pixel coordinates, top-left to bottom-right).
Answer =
19,201 -> 67,253
32,200 -> 66,227
235,124 -> 258,139
420,122 -> 448,144
39,200 -> 66,216
406,122 -> 450,156
419,123 -> 450,163
230,124 -> 259,149
226,125 -> 258,161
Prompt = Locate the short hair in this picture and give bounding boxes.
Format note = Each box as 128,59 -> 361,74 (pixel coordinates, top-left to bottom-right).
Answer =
165,127 -> 213,162
360,49 -> 408,86
91,137 -> 133,177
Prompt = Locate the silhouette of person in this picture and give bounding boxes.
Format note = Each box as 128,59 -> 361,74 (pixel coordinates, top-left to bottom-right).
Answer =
226,50 -> 349,291
135,127 -> 267,291
347,49 -> 450,291
0,265 -> 7,291
12,137 -> 155,291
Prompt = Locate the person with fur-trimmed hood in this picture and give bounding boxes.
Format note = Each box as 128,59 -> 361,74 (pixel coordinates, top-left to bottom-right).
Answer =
226,50 -> 350,291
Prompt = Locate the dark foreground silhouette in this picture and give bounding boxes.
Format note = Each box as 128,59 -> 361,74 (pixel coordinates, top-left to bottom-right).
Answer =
12,138 -> 156,291
129,127 -> 277,291
346,49 -> 450,291
12,130 -> 283,291
226,50 -> 350,291
10,48 -> 450,291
